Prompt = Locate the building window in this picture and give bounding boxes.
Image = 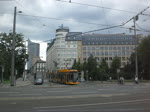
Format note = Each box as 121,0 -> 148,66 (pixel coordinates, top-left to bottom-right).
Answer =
109,57 -> 112,60
83,47 -> 86,51
117,47 -> 121,50
105,47 -> 108,50
105,57 -> 108,61
96,57 -> 99,61
126,47 -> 129,50
96,47 -> 99,50
109,47 -> 112,50
109,52 -> 112,56
105,52 -> 108,56
122,52 -> 125,55
118,52 -> 121,56
113,52 -> 117,56
92,47 -> 95,50
96,52 -> 99,56
92,52 -> 95,56
122,47 -> 125,50
101,47 -> 104,50
113,47 -> 116,50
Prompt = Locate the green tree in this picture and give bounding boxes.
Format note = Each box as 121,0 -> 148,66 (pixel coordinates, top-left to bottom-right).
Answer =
110,56 -> 121,79
72,59 -> 82,72
82,61 -> 88,80
72,59 -> 77,69
138,35 -> 150,79
87,55 -> 98,80
99,58 -> 109,81
0,33 -> 28,79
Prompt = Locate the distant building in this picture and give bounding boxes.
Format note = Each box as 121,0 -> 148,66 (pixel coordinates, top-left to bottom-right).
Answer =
32,59 -> 46,76
46,25 -> 143,71
66,33 -> 142,67
27,39 -> 40,72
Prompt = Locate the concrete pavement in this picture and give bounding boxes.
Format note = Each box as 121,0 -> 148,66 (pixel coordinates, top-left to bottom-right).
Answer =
0,77 -> 31,88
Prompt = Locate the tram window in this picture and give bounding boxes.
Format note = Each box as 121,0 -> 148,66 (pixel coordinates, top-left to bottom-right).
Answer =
73,73 -> 78,80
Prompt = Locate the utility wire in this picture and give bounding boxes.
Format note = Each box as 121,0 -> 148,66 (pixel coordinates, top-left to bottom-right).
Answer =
135,23 -> 150,32
18,14 -> 110,27
0,0 -> 14,1
55,0 -> 150,17
0,11 -> 114,27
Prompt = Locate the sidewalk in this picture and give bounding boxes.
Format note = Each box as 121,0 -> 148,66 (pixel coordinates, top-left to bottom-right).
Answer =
0,78 -> 31,88
15,78 -> 31,87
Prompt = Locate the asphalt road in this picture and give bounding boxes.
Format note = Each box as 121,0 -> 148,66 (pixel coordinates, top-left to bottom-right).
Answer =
0,81 -> 150,112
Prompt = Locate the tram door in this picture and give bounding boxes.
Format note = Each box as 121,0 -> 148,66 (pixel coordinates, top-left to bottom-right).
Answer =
66,73 -> 69,82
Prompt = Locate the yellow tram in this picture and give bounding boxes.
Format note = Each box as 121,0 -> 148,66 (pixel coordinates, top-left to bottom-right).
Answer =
50,69 -> 79,85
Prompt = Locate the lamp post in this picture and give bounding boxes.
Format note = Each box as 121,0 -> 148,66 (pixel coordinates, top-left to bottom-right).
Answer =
133,16 -> 138,79
10,6 -> 22,86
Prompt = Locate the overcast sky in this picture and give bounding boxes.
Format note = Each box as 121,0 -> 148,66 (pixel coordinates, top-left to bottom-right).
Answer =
0,0 -> 150,60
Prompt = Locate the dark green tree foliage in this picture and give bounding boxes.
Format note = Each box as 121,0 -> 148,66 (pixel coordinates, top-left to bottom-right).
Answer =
72,59 -> 82,72
110,57 -> 121,79
99,58 -> 109,81
87,55 -> 98,80
138,36 -> 150,79
0,33 -> 28,79
72,59 -> 77,69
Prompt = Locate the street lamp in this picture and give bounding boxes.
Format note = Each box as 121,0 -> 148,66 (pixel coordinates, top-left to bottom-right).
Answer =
133,16 -> 138,79
10,6 -> 22,86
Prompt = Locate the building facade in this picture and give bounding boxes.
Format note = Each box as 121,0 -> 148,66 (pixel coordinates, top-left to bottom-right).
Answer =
66,34 -> 138,67
46,26 -> 142,72
27,39 -> 40,71
46,25 -> 81,72
32,60 -> 46,76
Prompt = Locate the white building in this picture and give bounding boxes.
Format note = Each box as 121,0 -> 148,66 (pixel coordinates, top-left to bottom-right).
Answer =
46,25 -> 143,72
32,59 -> 46,76
46,25 -> 81,71
27,39 -> 40,71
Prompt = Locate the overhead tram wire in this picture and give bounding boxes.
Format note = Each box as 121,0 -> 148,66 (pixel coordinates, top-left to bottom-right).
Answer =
55,0 -> 150,16
0,0 -> 15,1
135,22 -> 150,32
0,7 -> 149,44
66,7 -> 150,38
17,14 -> 110,27
56,0 -> 150,18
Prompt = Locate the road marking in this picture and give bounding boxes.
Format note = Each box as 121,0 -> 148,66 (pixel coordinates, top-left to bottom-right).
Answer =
78,92 -> 98,94
0,92 -> 20,94
47,91 -> 68,93
37,108 -> 150,112
97,89 -> 115,91
9,94 -> 42,96
34,98 -> 150,109
0,93 -> 128,100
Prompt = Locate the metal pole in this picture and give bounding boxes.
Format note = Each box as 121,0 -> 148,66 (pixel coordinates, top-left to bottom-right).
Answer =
133,17 -> 138,78
11,6 -> 17,86
2,67 -> 4,84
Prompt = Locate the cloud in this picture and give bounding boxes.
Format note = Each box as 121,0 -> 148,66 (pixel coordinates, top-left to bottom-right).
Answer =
0,0 -> 150,60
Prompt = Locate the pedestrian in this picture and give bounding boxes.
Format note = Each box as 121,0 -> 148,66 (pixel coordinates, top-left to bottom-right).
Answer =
122,77 -> 124,85
135,77 -> 138,84
109,77 -> 112,82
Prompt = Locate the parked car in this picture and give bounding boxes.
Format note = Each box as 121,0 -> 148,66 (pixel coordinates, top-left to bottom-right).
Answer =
34,78 -> 43,85
34,72 -> 44,85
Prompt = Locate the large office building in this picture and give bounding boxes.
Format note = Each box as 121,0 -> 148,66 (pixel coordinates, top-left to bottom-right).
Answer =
66,34 -> 138,67
27,39 -> 40,71
46,25 -> 141,71
46,25 -> 81,72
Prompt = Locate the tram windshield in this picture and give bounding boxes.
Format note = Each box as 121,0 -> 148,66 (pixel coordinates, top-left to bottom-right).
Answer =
70,72 -> 78,81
